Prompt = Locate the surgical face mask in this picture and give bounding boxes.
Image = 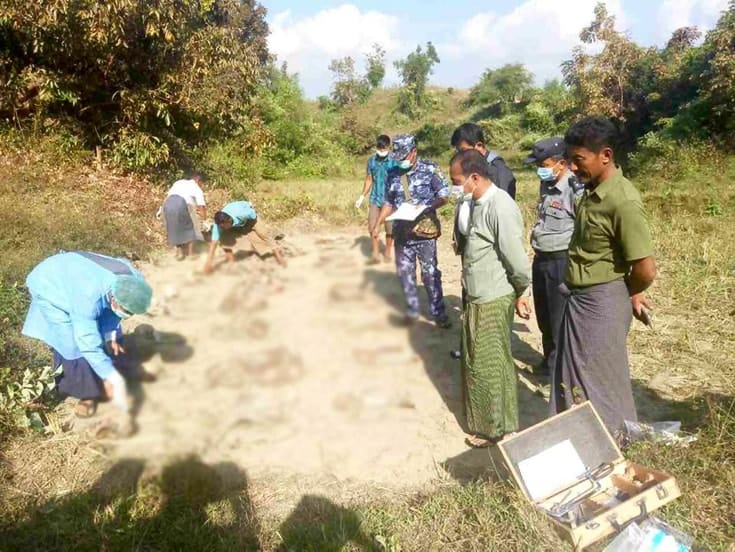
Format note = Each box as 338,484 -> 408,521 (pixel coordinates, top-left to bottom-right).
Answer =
110,297 -> 132,320
538,160 -> 562,182
376,150 -> 389,158
537,167 -> 555,181
461,175 -> 478,197
112,305 -> 132,320
451,185 -> 464,199
398,159 -> 412,170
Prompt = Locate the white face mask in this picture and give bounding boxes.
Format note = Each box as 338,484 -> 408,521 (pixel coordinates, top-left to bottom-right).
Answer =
376,150 -> 389,158
461,175 -> 477,198
451,185 -> 464,198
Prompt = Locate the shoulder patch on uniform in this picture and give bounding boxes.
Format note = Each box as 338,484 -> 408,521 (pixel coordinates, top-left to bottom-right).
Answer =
569,175 -> 584,193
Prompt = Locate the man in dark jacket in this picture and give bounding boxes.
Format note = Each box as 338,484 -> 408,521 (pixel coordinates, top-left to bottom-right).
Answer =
450,123 -> 516,199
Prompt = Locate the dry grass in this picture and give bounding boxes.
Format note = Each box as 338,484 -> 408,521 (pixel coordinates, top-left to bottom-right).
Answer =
0,137 -> 166,284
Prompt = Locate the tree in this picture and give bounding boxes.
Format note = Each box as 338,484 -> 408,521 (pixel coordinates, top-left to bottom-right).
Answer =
468,63 -> 534,112
327,56 -> 370,107
522,80 -> 576,133
365,43 -> 386,89
561,2 -> 644,122
0,0 -> 270,168
690,1 -> 735,144
394,42 -> 440,114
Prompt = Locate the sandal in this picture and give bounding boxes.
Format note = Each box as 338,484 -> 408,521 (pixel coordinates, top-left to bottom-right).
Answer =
465,433 -> 502,449
75,399 -> 98,419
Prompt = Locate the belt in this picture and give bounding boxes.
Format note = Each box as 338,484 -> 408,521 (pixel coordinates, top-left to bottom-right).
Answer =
534,249 -> 568,260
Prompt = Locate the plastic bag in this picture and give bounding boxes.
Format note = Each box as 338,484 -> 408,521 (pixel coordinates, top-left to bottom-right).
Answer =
603,516 -> 694,552
623,420 -> 697,446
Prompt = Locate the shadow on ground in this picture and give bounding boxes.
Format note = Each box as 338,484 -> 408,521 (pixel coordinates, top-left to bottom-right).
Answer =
0,455 -> 262,551
0,453 -> 383,551
277,495 -> 375,551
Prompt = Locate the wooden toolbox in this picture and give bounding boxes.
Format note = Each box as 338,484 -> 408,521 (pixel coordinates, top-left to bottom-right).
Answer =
497,402 -> 681,550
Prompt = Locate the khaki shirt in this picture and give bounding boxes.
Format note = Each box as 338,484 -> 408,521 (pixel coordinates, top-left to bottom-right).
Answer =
566,168 -> 653,288
462,186 -> 531,304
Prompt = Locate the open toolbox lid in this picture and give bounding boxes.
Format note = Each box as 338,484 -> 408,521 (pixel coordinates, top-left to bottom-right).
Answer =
497,402 -> 624,503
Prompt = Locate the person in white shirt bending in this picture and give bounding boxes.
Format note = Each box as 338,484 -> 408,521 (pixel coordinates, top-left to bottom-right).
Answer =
160,174 -> 207,260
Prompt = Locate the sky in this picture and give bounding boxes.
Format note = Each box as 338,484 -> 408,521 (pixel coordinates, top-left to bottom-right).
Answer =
260,0 -> 730,98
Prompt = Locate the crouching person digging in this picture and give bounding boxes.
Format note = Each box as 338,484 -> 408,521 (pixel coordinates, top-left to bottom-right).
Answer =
203,200 -> 286,274
22,251 -> 153,424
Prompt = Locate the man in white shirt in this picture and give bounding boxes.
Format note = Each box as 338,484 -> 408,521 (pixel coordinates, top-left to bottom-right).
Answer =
160,174 -> 207,260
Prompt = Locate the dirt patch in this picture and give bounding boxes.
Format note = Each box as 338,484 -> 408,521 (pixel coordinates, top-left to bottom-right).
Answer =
23,222 -> 685,516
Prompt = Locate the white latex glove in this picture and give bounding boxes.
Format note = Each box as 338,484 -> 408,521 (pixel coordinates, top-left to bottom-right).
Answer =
106,370 -> 129,413
201,220 -> 213,233
355,195 -> 365,209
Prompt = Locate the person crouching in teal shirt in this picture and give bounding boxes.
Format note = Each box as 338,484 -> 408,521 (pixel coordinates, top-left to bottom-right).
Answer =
22,251 -> 153,418
203,200 -> 285,273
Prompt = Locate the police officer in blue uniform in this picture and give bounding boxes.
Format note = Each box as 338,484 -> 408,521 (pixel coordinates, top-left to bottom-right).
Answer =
524,137 -> 584,375
372,134 -> 451,328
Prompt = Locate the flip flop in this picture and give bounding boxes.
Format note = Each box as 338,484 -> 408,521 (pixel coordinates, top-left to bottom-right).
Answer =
75,399 -> 98,419
465,433 -> 501,449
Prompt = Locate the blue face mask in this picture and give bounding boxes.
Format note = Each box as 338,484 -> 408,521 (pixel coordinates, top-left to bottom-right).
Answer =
537,166 -> 556,182
399,159 -> 412,170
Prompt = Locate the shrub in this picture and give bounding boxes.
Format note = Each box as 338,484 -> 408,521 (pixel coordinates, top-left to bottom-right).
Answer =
414,122 -> 454,157
477,114 -> 526,151
0,364 -> 60,433
627,132 -> 723,180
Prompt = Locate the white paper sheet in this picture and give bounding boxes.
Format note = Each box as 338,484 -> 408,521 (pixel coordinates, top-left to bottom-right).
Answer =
517,439 -> 586,501
385,203 -> 427,222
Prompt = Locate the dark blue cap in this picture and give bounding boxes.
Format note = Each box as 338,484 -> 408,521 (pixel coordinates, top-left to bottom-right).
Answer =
523,136 -> 566,164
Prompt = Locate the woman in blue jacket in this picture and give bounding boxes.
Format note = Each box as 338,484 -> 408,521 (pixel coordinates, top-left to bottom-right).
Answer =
22,251 -> 153,418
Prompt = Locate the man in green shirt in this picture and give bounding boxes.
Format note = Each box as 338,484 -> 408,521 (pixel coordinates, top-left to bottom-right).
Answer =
550,117 -> 657,436
449,149 -> 532,448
